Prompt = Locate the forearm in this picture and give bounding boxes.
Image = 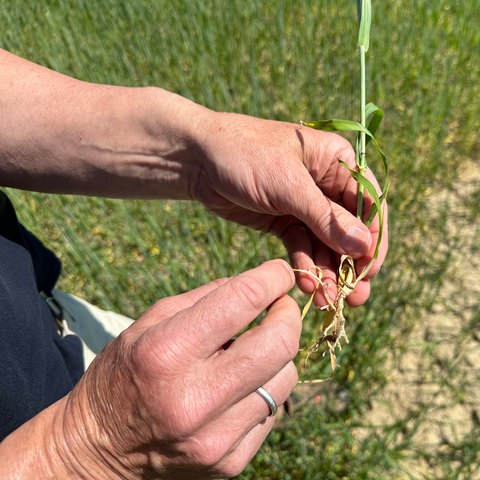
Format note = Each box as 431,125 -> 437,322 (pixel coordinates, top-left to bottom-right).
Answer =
0,48 -> 211,199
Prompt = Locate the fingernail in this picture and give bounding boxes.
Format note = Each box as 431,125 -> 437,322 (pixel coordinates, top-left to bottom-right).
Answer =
275,259 -> 295,281
340,226 -> 370,256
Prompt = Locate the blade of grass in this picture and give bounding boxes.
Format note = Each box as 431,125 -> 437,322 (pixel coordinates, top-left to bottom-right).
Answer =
339,160 -> 388,261
357,0 -> 371,52
365,102 -> 384,140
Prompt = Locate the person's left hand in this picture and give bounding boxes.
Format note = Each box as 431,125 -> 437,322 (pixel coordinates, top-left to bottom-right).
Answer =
43,260 -> 300,479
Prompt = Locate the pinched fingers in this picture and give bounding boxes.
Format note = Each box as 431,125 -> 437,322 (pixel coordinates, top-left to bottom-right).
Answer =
153,292 -> 301,437
125,260 -> 297,431
136,259 -> 295,368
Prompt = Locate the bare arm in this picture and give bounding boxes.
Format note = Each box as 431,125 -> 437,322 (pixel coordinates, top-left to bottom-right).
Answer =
0,48 -> 208,198
0,48 -> 387,303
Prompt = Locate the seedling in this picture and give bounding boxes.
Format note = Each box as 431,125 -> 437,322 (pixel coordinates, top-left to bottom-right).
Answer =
296,0 -> 389,376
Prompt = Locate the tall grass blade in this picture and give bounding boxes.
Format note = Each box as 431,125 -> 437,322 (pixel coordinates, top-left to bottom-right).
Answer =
357,0 -> 371,52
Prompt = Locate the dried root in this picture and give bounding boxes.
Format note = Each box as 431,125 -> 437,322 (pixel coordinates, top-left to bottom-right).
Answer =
295,254 -> 374,377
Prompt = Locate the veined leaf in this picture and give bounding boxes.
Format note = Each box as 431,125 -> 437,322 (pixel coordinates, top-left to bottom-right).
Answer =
364,187 -> 389,227
302,119 -> 372,136
365,102 -> 383,140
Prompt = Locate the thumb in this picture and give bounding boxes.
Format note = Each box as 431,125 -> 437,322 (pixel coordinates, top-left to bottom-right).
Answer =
295,183 -> 372,258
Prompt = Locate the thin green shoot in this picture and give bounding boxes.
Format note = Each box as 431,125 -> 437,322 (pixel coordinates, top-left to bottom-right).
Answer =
297,0 -> 388,375
356,0 -> 371,219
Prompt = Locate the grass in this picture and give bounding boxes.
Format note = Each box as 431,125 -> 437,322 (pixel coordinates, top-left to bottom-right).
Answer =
2,0 -> 480,478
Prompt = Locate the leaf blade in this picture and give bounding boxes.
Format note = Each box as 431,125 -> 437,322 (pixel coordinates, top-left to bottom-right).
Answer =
365,102 -> 384,139
357,0 -> 372,52
339,160 -> 387,261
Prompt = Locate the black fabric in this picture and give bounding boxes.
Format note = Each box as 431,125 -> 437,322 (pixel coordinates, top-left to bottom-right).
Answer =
0,191 -> 84,441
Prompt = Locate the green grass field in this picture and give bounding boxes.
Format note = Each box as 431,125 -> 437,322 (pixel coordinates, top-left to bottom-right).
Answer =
2,1 -> 479,478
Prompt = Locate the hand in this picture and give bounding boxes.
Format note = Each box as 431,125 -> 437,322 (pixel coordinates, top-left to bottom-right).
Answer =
52,260 -> 300,479
193,112 -> 388,307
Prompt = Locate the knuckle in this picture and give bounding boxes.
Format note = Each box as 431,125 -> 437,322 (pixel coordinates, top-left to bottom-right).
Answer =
160,396 -> 207,441
219,462 -> 248,478
271,321 -> 300,360
232,275 -> 267,311
285,361 -> 299,387
188,437 -> 230,468
170,418 -> 198,441
216,448 -> 259,478
256,312 -> 302,366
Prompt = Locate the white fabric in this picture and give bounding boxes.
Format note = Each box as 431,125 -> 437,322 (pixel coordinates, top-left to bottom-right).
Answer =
52,289 -> 134,370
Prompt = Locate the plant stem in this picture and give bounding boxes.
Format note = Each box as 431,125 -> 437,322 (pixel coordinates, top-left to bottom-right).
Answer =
357,44 -> 367,220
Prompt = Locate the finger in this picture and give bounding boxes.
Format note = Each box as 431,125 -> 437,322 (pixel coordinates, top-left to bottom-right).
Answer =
311,253 -> 338,308
212,420 -> 275,478
140,259 -> 295,363
278,220 -> 337,305
212,361 -> 296,478
127,277 -> 231,336
281,222 -> 315,287
211,293 -> 301,403
346,278 -> 371,307
181,361 -> 298,477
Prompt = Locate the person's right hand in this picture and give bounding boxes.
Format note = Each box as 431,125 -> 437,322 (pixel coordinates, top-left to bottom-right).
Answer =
46,259 -> 300,479
191,112 -> 388,308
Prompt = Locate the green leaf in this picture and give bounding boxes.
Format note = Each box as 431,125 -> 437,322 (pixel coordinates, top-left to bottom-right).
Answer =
365,102 -> 384,140
357,0 -> 372,52
301,119 -> 372,137
339,160 -> 387,260
364,188 -> 389,226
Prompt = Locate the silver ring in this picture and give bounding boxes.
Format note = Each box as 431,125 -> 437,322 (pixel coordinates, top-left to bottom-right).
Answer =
255,387 -> 278,417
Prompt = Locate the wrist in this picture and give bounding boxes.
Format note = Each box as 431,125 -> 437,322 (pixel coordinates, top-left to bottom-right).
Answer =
0,395 -> 93,480
138,87 -> 217,200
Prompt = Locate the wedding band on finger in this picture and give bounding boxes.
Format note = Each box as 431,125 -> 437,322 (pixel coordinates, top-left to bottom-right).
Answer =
255,386 -> 278,417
